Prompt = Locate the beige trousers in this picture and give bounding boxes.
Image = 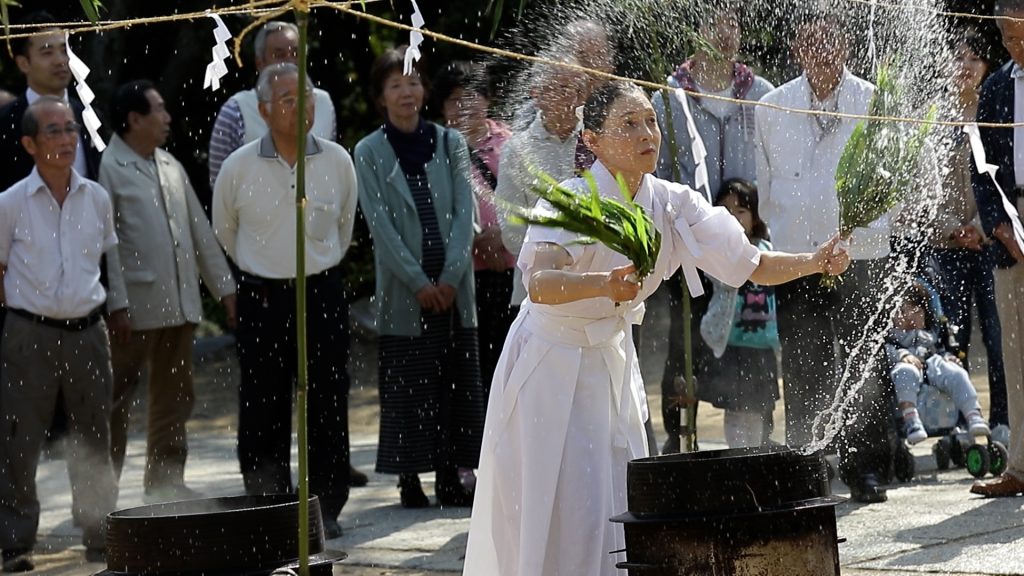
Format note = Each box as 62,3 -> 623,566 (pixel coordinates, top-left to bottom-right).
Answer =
993,264 -> 1024,479
109,323 -> 196,490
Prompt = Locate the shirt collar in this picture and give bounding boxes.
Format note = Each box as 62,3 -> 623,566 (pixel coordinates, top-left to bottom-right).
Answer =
588,160 -> 654,211
108,133 -> 157,165
801,67 -> 850,108
257,132 -> 324,159
26,87 -> 70,106
1012,63 -> 1024,79
25,165 -> 86,197
528,110 -> 581,144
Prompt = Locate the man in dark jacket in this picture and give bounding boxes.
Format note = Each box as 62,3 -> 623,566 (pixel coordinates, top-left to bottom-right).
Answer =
0,11 -> 101,191
970,0 -> 1024,498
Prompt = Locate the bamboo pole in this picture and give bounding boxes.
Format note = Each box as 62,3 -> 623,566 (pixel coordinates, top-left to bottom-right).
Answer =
660,88 -> 697,454
294,7 -> 311,576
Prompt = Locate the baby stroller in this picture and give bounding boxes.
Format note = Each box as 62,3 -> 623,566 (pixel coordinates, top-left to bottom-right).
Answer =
889,264 -> 1009,482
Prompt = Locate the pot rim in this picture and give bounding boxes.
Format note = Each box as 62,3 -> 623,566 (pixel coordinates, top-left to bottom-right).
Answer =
93,549 -> 347,576
108,494 -> 318,520
609,495 -> 846,524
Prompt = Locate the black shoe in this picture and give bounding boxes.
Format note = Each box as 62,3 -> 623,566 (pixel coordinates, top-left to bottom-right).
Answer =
349,465 -> 369,488
398,474 -> 430,508
849,473 -> 887,504
323,517 -> 343,539
436,470 -> 474,507
84,547 -> 106,563
1,549 -> 34,573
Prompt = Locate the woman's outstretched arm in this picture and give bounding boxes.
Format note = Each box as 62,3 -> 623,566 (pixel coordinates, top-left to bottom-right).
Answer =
748,236 -> 851,286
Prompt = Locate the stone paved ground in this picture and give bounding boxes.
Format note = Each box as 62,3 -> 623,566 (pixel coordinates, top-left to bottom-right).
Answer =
28,289 -> 1024,575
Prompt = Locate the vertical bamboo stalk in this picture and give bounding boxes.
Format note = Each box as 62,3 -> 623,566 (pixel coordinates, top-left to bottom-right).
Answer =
294,7 -> 311,576
660,88 -> 697,454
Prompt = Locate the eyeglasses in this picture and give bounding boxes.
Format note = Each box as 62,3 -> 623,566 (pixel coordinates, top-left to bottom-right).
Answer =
271,90 -> 314,109
40,122 -> 80,139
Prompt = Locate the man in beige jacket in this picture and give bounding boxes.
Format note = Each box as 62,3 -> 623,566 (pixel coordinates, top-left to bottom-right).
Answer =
101,80 -> 236,502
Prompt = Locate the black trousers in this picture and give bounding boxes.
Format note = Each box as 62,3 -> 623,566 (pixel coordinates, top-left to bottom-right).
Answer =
775,259 -> 894,483
659,270 -> 712,441
235,267 -> 350,518
474,269 -> 515,399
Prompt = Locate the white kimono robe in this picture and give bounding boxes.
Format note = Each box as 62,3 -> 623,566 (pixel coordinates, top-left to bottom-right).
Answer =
462,161 -> 761,576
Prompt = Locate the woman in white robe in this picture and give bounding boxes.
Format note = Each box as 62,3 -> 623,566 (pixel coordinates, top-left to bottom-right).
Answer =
462,81 -> 850,576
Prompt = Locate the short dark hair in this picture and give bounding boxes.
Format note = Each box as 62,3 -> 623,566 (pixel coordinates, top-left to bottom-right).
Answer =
715,178 -> 769,241
369,45 -> 428,116
22,95 -> 69,138
959,27 -> 1002,81
111,80 -> 156,136
12,11 -> 60,59
431,61 -> 489,111
791,4 -> 855,46
583,80 -> 646,132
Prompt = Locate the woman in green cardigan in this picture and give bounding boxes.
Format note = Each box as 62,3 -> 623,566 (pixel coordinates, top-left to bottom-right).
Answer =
354,46 -> 484,508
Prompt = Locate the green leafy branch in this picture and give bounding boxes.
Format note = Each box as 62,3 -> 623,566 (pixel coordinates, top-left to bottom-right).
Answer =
509,170 -> 661,280
825,61 -> 936,288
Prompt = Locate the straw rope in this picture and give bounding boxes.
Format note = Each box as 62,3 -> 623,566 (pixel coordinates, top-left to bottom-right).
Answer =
2,0 -> 1023,128
325,0 -> 1024,129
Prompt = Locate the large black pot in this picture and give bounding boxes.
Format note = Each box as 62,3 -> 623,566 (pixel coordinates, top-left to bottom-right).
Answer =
96,494 -> 346,576
611,445 -> 843,576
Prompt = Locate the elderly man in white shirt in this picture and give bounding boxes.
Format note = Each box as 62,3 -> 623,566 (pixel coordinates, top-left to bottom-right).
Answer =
212,63 -> 357,539
756,11 -> 896,504
0,97 -> 119,572
496,56 -> 589,307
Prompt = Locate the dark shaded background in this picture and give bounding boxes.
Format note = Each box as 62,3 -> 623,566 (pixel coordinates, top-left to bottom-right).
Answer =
0,0 -> 1008,302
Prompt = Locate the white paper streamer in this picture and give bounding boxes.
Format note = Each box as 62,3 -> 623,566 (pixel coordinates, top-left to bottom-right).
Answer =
203,14 -> 232,91
867,0 -> 878,73
403,0 -> 425,76
674,87 -> 710,202
964,122 -> 1024,257
65,31 -> 105,152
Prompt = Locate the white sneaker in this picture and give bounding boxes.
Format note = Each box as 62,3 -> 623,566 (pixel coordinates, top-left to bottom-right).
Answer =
967,413 -> 991,438
992,424 -> 1011,447
905,418 -> 927,445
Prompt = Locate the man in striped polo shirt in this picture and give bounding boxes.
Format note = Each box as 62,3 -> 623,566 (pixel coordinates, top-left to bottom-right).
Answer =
207,21 -> 336,190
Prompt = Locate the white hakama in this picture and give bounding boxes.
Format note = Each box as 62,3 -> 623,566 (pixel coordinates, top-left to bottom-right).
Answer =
463,161 -> 761,576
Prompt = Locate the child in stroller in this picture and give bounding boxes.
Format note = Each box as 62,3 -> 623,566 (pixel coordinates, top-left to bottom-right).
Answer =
886,282 -> 991,446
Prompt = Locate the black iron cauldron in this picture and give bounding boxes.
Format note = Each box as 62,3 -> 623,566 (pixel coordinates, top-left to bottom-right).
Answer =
611,445 -> 843,576
96,494 -> 346,575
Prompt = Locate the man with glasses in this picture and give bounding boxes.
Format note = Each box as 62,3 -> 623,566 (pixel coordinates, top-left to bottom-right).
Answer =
0,11 -> 111,468
212,63 -> 358,539
0,96 -> 119,572
207,20 -> 336,191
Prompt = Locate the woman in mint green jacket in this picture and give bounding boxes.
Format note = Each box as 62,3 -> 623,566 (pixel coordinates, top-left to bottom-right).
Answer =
354,46 -> 484,508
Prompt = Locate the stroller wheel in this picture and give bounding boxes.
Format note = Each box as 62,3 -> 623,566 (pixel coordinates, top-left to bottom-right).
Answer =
988,442 -> 1009,477
965,444 -> 991,479
894,444 -> 915,482
933,438 -> 951,471
949,434 -> 966,468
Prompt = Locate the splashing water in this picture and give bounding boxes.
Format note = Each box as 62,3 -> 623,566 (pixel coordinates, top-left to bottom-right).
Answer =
478,0 -> 968,455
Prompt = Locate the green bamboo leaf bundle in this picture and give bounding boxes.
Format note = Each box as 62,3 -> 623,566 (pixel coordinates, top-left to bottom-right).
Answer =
510,170 -> 662,280
824,62 -> 937,287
